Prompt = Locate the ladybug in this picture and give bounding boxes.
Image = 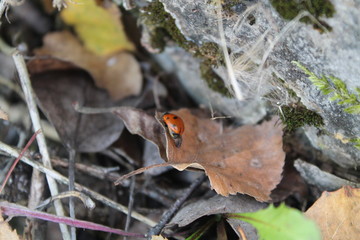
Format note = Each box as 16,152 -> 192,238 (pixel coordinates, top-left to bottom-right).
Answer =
162,112 -> 185,147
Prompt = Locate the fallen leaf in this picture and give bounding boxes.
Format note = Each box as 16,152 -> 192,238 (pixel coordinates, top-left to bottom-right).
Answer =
60,0 -> 134,55
113,108 -> 285,201
0,211 -> 20,240
229,204 -> 321,240
168,194 -> 266,240
163,109 -> 285,201
305,186 -> 360,240
28,58 -> 124,152
35,31 -> 142,100
151,236 -> 168,240
114,107 -> 166,159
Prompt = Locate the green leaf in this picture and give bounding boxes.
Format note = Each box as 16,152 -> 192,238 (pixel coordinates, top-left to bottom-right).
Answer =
344,105 -> 360,114
330,76 -> 347,91
338,98 -> 357,105
329,93 -> 341,101
321,87 -> 333,95
227,204 -> 321,240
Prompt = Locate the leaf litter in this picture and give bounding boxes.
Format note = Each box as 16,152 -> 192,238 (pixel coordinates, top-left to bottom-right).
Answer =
114,107 -> 285,202
167,194 -> 266,239
34,31 -> 142,100
27,58 -> 124,152
305,186 -> 360,240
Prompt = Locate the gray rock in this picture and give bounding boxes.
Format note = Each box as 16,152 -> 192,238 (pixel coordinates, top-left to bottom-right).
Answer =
144,0 -> 360,167
294,159 -> 360,191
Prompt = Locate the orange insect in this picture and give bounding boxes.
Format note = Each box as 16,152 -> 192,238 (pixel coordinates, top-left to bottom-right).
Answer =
162,112 -> 185,147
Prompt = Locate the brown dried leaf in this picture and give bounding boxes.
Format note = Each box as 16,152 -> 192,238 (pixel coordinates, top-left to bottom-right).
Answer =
162,109 -> 285,201
0,212 -> 20,240
113,107 -> 166,159
28,58 -> 123,152
305,186 -> 360,240
168,194 -> 266,239
114,108 -> 285,201
35,31 -> 142,100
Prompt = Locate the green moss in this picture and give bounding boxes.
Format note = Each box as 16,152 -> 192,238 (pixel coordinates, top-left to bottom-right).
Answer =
142,0 -> 231,97
221,0 -> 241,14
141,0 -> 196,51
200,62 -> 232,97
270,0 -> 335,31
196,42 -> 225,66
279,105 -> 324,132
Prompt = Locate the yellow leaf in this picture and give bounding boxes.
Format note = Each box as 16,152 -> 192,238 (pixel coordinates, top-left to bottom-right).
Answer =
60,0 -> 134,55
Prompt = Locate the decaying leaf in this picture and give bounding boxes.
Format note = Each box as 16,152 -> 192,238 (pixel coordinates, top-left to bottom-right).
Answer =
28,58 -> 124,152
60,0 -> 134,55
35,31 -> 142,100
168,194 -> 266,239
305,186 -> 360,240
114,108 -> 285,201
0,212 -> 20,240
159,109 -> 285,201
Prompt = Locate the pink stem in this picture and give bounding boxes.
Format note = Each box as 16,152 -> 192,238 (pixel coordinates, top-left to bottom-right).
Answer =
0,201 -> 146,238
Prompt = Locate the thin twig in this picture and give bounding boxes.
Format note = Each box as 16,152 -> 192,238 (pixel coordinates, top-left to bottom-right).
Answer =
68,149 -> 77,240
147,174 -> 206,239
114,163 -> 170,185
51,158 -> 121,182
0,130 -> 40,193
123,176 -> 136,240
13,51 -> 70,240
0,201 -> 146,238
37,191 -> 95,211
0,141 -> 157,227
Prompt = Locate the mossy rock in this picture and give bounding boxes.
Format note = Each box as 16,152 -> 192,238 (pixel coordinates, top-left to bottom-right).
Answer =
280,105 -> 324,132
270,0 -> 335,31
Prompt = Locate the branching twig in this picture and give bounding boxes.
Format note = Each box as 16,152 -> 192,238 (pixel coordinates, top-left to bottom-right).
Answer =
12,51 -> 71,240
0,141 -> 157,227
146,174 -> 207,239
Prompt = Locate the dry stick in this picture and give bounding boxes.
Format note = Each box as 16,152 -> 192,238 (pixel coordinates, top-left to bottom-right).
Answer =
0,141 -> 157,227
114,163 -> 170,185
51,158 -> 121,182
0,130 -> 40,193
0,201 -> 146,238
37,191 -> 95,211
123,176 -> 136,240
12,51 -> 71,240
147,174 -> 207,239
68,149 -> 76,240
